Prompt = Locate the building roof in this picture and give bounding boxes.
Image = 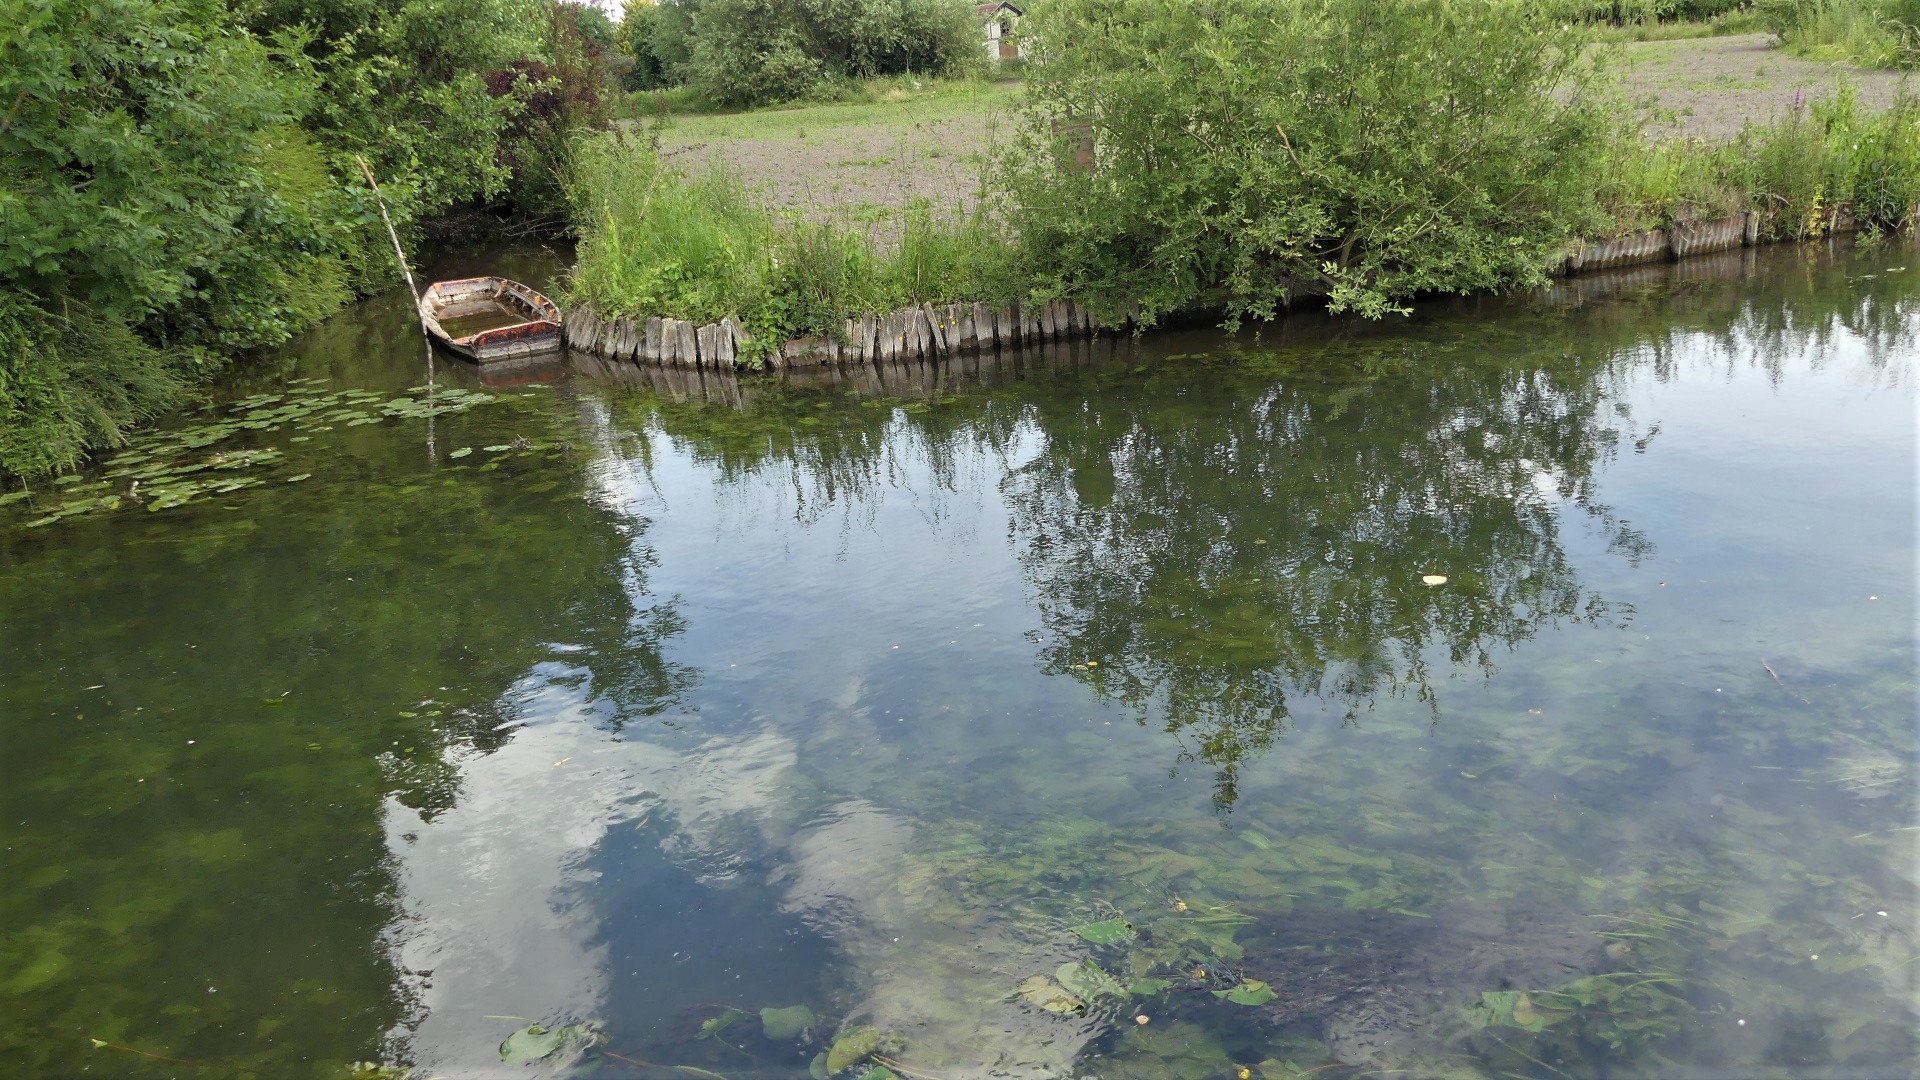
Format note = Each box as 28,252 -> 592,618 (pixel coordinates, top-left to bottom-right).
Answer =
976,2 -> 1023,17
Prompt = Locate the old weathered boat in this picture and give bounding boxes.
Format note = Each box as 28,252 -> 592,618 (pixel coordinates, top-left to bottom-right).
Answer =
419,277 -> 563,362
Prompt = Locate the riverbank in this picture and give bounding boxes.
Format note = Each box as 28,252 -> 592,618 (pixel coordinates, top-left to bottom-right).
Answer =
563,14 -> 1920,371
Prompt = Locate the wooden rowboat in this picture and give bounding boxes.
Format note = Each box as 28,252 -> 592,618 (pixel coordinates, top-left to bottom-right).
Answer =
419,277 -> 563,362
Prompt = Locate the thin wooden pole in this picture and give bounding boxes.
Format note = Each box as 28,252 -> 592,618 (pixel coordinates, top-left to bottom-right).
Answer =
354,154 -> 425,319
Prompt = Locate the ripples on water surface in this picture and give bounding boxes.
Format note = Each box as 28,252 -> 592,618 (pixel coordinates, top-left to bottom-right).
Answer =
1,243 -> 1914,1079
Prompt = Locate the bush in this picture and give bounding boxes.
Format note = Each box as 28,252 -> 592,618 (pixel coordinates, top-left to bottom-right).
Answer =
998,0 -> 1619,322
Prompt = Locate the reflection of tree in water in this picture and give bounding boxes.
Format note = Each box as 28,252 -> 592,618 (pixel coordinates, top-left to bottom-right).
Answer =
1001,340 -> 1647,810
0,423 -> 697,1075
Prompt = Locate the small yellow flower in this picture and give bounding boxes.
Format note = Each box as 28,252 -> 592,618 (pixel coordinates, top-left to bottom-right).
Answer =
1238,1069 -> 1252,1080
1172,900 -> 1188,912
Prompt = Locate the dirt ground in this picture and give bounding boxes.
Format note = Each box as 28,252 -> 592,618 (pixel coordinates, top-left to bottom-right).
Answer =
1622,33 -> 1908,139
658,35 -> 1909,220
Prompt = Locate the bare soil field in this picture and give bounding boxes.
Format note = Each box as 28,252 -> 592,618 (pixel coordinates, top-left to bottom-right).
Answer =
656,35 -> 1908,220
1623,33 -> 1908,139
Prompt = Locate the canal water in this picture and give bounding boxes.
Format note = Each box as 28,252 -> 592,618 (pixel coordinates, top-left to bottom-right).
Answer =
1,242 -> 1913,1079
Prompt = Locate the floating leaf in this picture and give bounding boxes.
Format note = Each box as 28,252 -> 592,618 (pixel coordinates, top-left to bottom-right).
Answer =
1057,960 -> 1124,1001
1214,979 -> 1277,1006
761,1005 -> 816,1041
809,1053 -> 830,1080
449,448 -> 474,459
483,445 -> 511,453
499,1026 -> 565,1064
826,1027 -> 884,1072
1072,919 -> 1135,944
285,474 -> 312,483
1018,974 -> 1085,1015
1421,574 -> 1448,586
1129,978 -> 1173,996
856,1069 -> 898,1080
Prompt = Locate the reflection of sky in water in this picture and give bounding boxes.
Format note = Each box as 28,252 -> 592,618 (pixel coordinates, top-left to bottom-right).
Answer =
360,256 -> 1915,1077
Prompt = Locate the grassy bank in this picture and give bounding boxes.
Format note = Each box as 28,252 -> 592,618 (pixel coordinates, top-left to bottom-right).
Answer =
1763,0 -> 1920,67
563,128 -> 1027,361
565,0 -> 1920,355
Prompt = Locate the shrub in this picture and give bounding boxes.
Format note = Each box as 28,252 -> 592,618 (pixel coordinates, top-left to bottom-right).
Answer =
998,0 -> 1619,322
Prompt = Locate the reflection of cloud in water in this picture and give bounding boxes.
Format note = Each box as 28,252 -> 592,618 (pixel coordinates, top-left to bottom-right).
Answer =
381,672 -> 797,1075
775,801 -> 1105,1078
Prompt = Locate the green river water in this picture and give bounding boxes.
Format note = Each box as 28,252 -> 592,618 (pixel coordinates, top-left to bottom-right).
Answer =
1,241 -> 1914,1080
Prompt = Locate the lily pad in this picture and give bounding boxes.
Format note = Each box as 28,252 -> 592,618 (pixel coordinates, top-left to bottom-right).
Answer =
1018,974 -> 1085,1015
761,1005 -> 816,1040
1129,977 -> 1174,996
449,448 -> 474,459
1057,960 -> 1124,1001
826,1027 -> 885,1072
1072,918 -> 1135,944
499,1025 -> 565,1064
1214,979 -> 1277,1006
809,1052 -> 831,1080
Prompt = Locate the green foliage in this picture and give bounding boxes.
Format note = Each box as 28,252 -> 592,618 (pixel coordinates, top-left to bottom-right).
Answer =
0,0 -> 358,345
488,4 -> 622,213
618,0 -> 671,88
0,296 -> 191,479
1544,0 -> 1750,21
1599,86 -> 1920,235
999,0 -> 1619,323
626,0 -> 984,108
1758,0 -> 1920,67
240,0 -> 545,220
563,128 -> 1026,358
1,0 -> 623,477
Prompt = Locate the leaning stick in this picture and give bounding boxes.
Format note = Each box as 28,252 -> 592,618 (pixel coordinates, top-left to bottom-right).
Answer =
354,155 -> 426,333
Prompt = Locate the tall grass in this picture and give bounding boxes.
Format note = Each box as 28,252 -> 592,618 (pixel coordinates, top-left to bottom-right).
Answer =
1599,87 -> 1920,236
1760,0 -> 1920,67
562,127 -> 1025,360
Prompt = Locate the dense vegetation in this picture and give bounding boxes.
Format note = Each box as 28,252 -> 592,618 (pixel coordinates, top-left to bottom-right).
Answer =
1761,0 -> 1920,67
565,0 -> 1920,356
617,0 -> 984,107
0,0 -> 610,478
1004,0 -> 1618,322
